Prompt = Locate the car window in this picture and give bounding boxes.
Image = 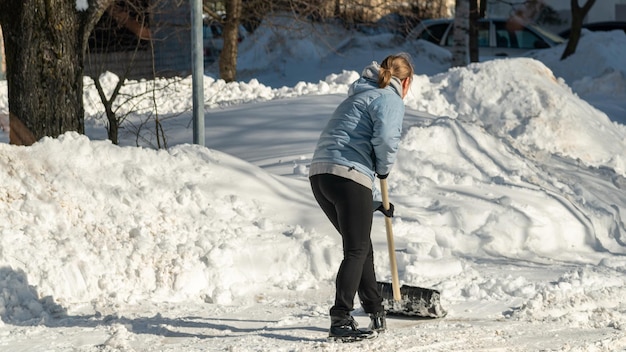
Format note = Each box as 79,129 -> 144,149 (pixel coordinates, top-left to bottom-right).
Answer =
494,21 -> 543,49
419,23 -> 450,44
515,29 -> 544,49
444,21 -> 489,47
494,21 -> 515,48
494,30 -> 512,48
478,23 -> 489,46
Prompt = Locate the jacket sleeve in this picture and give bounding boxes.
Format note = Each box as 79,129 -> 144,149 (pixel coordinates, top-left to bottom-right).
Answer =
369,93 -> 404,176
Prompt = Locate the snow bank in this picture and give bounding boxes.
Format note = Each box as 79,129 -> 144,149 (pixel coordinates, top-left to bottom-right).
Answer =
0,133 -> 339,322
82,73 -> 350,118
529,29 -> 626,86
512,267 -> 626,331
404,58 -> 626,175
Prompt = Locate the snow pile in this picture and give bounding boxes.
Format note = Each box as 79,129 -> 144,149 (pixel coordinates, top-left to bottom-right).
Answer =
529,29 -> 626,87
0,267 -> 66,324
512,267 -> 626,330
404,58 -> 626,175
0,133 -> 339,321
529,30 -> 626,127
82,73 -> 351,118
389,57 -> 626,272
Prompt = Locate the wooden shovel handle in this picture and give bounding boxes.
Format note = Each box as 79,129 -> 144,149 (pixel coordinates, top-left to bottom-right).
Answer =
380,178 -> 401,301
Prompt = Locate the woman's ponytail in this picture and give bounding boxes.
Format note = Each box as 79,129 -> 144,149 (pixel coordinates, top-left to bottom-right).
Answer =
377,53 -> 414,88
377,68 -> 392,88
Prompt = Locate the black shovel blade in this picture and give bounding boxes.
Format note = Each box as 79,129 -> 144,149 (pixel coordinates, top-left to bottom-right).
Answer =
377,281 -> 447,318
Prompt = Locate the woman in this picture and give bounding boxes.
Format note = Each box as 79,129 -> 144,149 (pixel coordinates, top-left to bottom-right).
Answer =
309,53 -> 414,341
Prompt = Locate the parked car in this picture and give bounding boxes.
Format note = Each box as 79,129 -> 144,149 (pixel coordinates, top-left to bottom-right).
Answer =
407,18 -> 565,58
558,21 -> 626,39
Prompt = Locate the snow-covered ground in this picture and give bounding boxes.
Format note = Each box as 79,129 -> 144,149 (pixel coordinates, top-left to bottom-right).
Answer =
1,17 -> 626,351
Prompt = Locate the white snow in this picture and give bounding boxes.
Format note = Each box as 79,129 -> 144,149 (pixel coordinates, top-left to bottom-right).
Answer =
1,17 -> 626,351
75,0 -> 88,11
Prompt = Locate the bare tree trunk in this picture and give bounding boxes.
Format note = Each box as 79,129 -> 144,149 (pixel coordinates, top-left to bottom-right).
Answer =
451,0 -> 470,67
220,0 -> 243,82
0,0 -> 111,145
93,74 -> 124,145
469,0 -> 479,63
561,0 -> 596,60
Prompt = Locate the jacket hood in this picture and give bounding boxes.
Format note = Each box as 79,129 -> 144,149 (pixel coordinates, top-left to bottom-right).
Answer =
348,61 -> 404,97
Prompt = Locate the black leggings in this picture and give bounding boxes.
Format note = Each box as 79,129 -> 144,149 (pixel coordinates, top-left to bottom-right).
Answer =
310,174 -> 383,316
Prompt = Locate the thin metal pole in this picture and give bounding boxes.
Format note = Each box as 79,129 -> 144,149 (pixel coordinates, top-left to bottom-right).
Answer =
191,0 -> 205,145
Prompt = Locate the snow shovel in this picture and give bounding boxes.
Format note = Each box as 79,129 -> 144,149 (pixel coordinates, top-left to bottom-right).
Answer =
376,178 -> 447,318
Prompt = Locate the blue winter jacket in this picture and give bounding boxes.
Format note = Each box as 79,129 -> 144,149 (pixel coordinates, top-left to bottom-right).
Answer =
309,62 -> 405,189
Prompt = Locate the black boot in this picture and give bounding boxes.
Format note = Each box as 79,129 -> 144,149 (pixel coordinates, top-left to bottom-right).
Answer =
368,311 -> 387,333
328,314 -> 376,342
